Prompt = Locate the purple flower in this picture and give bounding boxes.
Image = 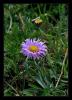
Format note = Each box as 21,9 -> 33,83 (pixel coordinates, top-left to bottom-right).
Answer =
21,38 -> 47,59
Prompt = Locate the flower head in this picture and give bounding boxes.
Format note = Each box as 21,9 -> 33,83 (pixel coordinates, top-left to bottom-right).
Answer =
32,17 -> 43,27
21,38 -> 47,59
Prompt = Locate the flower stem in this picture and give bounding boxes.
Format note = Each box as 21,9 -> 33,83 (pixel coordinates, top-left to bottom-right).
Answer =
39,28 -> 48,39
34,59 -> 39,70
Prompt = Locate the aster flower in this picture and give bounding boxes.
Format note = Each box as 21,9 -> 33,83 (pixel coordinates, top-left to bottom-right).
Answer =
21,38 -> 47,59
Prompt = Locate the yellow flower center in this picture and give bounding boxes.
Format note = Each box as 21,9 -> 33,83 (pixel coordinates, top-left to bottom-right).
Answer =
28,45 -> 39,53
35,19 -> 42,24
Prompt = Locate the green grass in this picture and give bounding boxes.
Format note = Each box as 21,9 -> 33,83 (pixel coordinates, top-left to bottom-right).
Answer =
4,4 -> 68,96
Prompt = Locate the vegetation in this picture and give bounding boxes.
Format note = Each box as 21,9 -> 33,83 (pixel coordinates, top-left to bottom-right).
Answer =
4,4 -> 68,96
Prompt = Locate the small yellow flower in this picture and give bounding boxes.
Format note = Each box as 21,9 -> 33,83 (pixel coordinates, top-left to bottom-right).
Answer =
32,17 -> 43,26
34,18 -> 42,24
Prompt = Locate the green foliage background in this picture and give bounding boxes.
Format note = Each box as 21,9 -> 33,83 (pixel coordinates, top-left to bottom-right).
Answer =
4,4 -> 68,96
